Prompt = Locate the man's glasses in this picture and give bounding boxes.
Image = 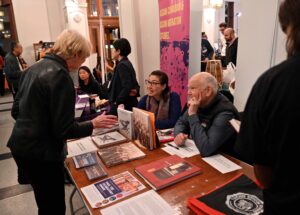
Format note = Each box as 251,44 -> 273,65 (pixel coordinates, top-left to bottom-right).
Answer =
145,80 -> 161,86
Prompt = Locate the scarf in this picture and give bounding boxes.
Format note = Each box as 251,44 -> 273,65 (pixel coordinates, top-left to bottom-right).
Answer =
146,93 -> 170,121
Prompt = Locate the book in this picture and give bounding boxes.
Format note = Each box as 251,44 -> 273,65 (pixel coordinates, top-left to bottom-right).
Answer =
67,137 -> 98,157
98,142 -> 146,167
132,107 -> 157,150
92,124 -> 119,136
81,171 -> 146,208
84,164 -> 107,181
72,152 -> 97,168
101,190 -> 176,215
117,108 -> 134,139
156,128 -> 174,143
92,130 -> 127,148
135,155 -> 202,191
188,174 -> 263,215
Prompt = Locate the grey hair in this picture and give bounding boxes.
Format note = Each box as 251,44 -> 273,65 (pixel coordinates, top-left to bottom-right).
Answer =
205,76 -> 218,93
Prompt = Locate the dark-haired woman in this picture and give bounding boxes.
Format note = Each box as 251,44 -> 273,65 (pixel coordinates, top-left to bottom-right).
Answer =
138,70 -> 181,129
108,38 -> 140,115
78,66 -> 107,98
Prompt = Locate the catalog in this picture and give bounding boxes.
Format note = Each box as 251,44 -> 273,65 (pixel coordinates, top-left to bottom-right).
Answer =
67,137 -> 98,157
81,171 -> 146,208
92,131 -> 127,148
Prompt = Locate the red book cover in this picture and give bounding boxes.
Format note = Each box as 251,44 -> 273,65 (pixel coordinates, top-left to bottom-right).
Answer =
135,155 -> 202,190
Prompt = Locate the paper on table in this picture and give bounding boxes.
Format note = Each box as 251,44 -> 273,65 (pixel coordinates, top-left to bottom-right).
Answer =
162,140 -> 200,158
101,190 -> 177,215
67,137 -> 98,157
202,154 -> 241,174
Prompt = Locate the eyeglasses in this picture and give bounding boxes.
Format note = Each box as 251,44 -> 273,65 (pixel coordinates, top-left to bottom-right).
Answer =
145,80 -> 161,86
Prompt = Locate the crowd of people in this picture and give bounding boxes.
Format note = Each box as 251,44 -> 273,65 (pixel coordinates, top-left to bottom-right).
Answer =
1,0 -> 298,214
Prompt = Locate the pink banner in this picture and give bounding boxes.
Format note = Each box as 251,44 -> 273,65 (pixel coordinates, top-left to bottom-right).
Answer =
159,0 -> 190,108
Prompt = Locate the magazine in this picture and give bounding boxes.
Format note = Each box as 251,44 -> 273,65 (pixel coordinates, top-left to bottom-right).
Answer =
81,171 -> 146,208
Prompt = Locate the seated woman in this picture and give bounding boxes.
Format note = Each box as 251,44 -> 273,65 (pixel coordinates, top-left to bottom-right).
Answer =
78,66 -> 107,98
138,70 -> 181,129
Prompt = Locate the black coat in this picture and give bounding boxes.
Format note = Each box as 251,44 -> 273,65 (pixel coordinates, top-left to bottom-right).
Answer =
108,57 -> 140,115
7,54 -> 93,161
3,52 -> 22,90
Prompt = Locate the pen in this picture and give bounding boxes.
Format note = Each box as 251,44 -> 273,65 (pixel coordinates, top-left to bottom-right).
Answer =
167,143 -> 180,150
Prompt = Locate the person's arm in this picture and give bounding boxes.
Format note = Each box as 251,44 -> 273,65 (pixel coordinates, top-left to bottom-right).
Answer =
115,63 -> 134,105
137,95 -> 147,110
45,71 -> 93,140
173,111 -> 190,145
189,111 -> 236,157
155,93 -> 182,129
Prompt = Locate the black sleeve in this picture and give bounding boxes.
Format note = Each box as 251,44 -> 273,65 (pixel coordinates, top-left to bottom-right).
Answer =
44,72 -> 93,140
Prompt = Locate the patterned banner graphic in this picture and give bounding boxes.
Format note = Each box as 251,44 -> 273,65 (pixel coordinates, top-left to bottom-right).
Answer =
159,0 -> 190,107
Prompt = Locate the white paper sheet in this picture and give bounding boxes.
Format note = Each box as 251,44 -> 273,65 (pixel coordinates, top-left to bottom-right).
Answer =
202,154 -> 242,174
161,140 -> 200,158
67,137 -> 98,157
101,190 -> 177,215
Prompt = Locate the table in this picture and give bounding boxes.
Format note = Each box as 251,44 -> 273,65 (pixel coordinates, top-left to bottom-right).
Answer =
65,142 -> 255,215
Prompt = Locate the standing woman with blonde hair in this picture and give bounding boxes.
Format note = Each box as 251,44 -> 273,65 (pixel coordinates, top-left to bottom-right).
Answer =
7,29 -> 117,215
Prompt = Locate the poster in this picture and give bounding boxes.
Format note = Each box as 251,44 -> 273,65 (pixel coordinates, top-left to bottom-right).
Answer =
159,0 -> 190,107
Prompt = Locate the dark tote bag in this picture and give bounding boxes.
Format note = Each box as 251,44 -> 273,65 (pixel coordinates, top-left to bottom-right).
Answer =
188,174 -> 263,215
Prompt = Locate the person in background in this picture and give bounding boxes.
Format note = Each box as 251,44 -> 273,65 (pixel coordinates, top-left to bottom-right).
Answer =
0,46 -> 7,96
173,72 -> 239,157
3,42 -> 27,99
93,55 -> 102,83
224,28 -> 238,66
108,38 -> 140,115
7,29 -> 117,215
235,0 -> 300,214
138,70 -> 181,129
78,65 -> 107,98
201,36 -> 214,72
218,22 -> 227,67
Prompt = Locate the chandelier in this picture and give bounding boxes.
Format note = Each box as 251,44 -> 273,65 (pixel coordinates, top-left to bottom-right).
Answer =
210,0 -> 224,8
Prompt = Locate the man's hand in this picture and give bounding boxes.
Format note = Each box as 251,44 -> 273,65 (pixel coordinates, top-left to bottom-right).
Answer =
91,112 -> 118,128
174,133 -> 188,146
188,92 -> 201,116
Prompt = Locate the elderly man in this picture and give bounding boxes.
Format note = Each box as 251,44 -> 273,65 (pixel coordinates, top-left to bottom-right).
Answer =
224,28 -> 238,66
174,72 -> 239,157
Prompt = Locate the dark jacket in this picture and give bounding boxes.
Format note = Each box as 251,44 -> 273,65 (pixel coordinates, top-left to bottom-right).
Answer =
108,57 -> 140,115
3,52 -> 22,90
225,38 -> 238,66
7,54 -> 93,161
174,93 -> 239,157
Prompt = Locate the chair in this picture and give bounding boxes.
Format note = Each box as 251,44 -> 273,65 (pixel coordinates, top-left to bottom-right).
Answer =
205,60 -> 223,87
